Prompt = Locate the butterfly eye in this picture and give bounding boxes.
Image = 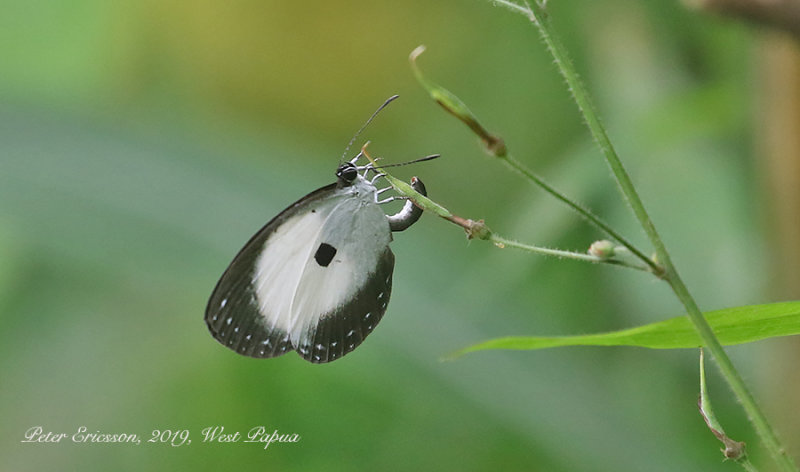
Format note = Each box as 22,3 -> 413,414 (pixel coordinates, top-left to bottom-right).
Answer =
336,163 -> 358,183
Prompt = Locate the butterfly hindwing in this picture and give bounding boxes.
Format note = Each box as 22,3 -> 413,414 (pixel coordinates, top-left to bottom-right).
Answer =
300,247 -> 394,363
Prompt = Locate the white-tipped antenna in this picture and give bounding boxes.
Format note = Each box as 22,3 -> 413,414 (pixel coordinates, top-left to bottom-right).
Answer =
341,95 -> 399,163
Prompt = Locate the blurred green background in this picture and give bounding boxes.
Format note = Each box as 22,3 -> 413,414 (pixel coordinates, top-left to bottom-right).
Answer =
3,0 -> 798,470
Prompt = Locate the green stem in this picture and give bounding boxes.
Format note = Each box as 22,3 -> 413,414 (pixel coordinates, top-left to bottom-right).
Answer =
492,236 -> 606,262
741,460 -> 760,472
360,146 -> 649,271
671,274 -> 794,470
497,0 -> 797,469
409,44 -> 659,274
500,153 -> 662,274
491,235 -> 650,271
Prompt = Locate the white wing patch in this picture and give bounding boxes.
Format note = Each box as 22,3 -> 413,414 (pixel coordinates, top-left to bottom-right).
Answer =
251,178 -> 392,348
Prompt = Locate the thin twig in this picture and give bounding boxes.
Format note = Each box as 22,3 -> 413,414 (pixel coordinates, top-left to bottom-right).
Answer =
409,45 -> 663,275
361,145 -> 649,271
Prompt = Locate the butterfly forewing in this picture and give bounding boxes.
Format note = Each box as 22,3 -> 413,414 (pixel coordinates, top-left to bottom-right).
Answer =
205,177 -> 396,363
205,183 -> 337,358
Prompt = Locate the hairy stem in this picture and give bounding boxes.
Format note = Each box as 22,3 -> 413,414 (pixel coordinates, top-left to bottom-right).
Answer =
410,44 -> 660,274
499,153 -> 663,274
494,0 -> 797,469
490,235 -> 650,271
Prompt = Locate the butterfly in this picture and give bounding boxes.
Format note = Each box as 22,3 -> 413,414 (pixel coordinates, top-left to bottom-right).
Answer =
205,98 -> 430,363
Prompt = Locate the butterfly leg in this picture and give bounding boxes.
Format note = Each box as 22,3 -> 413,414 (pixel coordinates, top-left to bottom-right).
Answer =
360,166 -> 377,178
377,196 -> 405,204
370,172 -> 387,184
349,151 -> 363,164
356,162 -> 385,180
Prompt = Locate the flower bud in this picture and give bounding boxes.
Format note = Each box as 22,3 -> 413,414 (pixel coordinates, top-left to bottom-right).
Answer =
588,240 -> 616,259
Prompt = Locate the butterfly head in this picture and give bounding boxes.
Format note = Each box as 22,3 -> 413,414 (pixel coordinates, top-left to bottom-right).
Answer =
336,162 -> 359,185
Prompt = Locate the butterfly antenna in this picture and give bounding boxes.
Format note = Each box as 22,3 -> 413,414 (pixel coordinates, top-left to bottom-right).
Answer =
379,154 -> 440,168
340,95 -> 399,163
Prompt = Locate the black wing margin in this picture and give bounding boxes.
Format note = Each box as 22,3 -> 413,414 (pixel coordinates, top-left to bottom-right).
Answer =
204,183 -> 338,359
299,247 -> 395,363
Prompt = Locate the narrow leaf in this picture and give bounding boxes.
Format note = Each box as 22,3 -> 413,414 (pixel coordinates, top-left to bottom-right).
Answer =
698,349 -> 749,464
450,301 -> 800,358
409,45 -> 506,157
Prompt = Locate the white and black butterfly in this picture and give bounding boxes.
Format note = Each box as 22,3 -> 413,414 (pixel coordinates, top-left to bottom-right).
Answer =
205,148 -> 428,364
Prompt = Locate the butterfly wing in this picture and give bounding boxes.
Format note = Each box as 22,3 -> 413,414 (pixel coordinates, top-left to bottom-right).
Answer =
205,183 -> 337,359
205,180 -> 395,363
295,246 -> 394,363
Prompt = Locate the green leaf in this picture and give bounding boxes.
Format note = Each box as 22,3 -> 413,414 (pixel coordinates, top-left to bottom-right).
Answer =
450,302 -> 800,358
698,350 -> 749,463
409,45 -> 506,157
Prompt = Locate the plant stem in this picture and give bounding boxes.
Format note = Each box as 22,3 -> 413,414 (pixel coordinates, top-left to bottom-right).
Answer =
671,273 -> 793,470
360,145 -> 649,271
410,44 -> 660,274
492,236 -> 605,262
499,153 -> 662,274
498,0 -> 797,469
491,235 -> 650,271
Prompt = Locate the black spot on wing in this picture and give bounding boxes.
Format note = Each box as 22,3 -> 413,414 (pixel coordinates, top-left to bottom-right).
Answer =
299,248 -> 395,363
314,243 -> 337,267
205,182 -> 339,359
